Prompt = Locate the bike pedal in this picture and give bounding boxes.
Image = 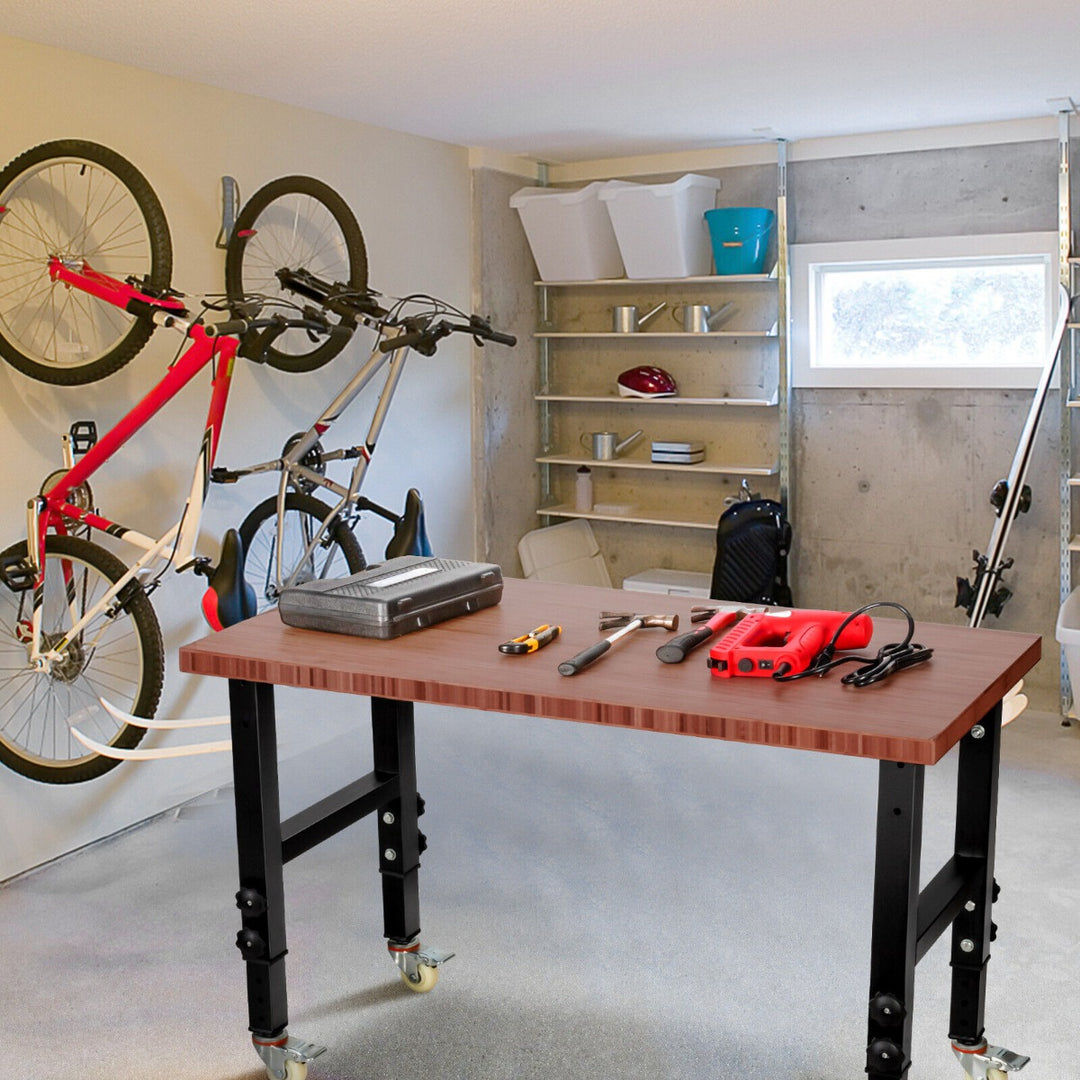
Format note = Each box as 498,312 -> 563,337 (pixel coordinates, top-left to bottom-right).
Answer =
0,555 -> 36,593
69,420 -> 98,455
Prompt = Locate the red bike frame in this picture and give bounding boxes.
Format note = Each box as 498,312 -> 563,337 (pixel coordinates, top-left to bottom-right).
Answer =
23,259 -> 241,668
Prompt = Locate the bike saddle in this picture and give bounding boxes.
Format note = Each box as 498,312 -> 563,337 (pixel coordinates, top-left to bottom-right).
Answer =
384,488 -> 432,559
201,528 -> 258,630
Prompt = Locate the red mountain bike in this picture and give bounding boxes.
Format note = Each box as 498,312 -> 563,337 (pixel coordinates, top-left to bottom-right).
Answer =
0,140 -> 513,784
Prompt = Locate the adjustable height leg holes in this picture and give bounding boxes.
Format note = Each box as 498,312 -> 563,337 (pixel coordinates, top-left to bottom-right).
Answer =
867,761 -> 924,1079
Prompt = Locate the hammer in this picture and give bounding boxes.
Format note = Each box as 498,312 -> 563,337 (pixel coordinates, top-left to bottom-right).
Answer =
558,610 -> 679,676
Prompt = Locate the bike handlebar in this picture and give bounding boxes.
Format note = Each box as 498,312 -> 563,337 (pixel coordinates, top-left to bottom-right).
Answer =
378,316 -> 516,355
203,318 -> 251,338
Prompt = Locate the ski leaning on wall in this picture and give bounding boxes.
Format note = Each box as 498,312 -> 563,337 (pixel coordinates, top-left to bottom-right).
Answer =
955,284 -> 1070,722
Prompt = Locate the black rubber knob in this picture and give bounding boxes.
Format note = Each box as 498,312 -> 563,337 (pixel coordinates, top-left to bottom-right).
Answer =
868,992 -> 906,1026
235,887 -> 266,916
236,928 -> 266,958
866,1038 -> 904,1074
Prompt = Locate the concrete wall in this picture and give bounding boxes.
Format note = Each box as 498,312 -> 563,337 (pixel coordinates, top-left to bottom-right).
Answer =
0,35 -> 475,879
475,138 -> 1070,711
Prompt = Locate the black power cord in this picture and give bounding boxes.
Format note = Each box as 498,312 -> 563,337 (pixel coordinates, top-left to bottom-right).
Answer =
773,601 -> 933,686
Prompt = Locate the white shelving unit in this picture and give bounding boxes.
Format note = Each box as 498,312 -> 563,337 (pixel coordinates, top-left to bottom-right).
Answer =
532,147 -> 791,549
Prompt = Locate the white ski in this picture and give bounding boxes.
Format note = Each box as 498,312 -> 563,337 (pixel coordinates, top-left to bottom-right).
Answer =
956,285 -> 1071,724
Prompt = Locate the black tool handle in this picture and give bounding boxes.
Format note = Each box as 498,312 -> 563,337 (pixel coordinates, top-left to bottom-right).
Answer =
655,624 -> 715,664
558,639 -> 611,676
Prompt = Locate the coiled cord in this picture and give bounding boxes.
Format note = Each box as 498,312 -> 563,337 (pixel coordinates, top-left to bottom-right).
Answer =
773,601 -> 933,686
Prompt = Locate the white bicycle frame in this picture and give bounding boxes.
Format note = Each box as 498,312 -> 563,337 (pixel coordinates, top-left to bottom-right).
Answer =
221,325 -> 415,595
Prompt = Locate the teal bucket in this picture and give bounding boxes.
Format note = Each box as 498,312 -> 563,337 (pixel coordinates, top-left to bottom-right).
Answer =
705,207 -> 775,275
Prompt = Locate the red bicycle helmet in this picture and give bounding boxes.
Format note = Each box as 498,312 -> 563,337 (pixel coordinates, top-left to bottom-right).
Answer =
617,365 -> 678,398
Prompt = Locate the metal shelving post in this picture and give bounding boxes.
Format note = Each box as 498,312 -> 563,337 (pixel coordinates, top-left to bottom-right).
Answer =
1060,107 -> 1076,716
776,139 -> 792,516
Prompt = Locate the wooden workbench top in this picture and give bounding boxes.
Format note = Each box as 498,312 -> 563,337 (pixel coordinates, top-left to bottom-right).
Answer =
179,577 -> 1041,765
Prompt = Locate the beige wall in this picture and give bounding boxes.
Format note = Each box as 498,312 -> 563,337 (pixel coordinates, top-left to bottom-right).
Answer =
0,35 -> 475,879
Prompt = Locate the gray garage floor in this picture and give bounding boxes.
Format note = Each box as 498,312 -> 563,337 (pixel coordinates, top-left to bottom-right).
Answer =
1,705 -> 1076,1080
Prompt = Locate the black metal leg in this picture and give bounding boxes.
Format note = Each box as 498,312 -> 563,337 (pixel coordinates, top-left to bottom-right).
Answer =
372,696 -> 423,942
867,760 -> 925,1079
948,704 -> 1003,1048
228,678 -> 290,1038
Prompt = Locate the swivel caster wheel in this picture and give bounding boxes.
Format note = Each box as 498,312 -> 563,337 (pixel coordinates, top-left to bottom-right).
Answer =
388,937 -> 453,993
252,1033 -> 325,1080
399,962 -> 439,993
952,1040 -> 1029,1080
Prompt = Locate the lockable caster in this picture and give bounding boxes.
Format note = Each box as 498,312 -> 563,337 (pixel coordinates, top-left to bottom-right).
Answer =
388,936 -> 455,993
252,1032 -> 327,1080
952,1038 -> 1030,1080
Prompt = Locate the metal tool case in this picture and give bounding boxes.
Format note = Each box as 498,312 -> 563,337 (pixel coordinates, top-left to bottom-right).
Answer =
278,555 -> 502,638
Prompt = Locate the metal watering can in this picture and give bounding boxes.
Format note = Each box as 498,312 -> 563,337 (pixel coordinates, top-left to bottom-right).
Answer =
581,429 -> 645,460
672,301 -> 736,333
612,302 -> 667,333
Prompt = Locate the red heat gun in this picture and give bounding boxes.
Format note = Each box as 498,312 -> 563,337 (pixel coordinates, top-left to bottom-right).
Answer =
705,608 -> 874,678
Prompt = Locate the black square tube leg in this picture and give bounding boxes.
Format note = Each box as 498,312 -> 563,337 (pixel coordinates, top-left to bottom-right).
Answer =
867,760 -> 925,1079
948,704 -> 1003,1047
228,678 -> 290,1038
372,696 -> 422,943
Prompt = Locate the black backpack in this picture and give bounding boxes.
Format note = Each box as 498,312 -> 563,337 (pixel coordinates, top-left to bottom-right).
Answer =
710,498 -> 793,606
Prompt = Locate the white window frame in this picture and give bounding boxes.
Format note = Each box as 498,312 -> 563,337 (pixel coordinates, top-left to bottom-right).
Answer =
790,232 -> 1060,389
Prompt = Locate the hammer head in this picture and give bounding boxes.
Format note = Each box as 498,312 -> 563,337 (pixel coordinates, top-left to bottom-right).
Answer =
599,611 -> 679,631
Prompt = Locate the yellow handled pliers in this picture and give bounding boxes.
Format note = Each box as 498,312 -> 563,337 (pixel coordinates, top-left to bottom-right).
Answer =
498,624 -> 562,655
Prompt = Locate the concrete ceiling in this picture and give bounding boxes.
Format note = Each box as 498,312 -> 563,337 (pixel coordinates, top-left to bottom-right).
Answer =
3,0 -> 1079,163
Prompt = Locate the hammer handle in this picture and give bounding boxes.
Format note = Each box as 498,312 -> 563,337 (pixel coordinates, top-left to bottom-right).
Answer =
656,608 -> 743,664
558,639 -> 611,676
655,624 -> 715,664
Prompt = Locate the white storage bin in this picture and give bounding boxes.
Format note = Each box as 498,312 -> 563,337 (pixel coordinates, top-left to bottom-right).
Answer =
510,182 -> 631,281
1055,587 -> 1080,710
599,174 -> 723,279
622,568 -> 712,598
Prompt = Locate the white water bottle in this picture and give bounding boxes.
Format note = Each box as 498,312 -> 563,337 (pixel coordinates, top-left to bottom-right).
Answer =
575,465 -> 593,512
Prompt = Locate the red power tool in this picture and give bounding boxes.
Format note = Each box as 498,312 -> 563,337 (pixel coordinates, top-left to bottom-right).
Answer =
705,608 -> 874,678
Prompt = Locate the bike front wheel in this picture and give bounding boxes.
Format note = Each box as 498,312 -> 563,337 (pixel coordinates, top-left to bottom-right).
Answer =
225,176 -> 368,373
239,492 -> 366,614
0,534 -> 165,784
0,139 -> 173,384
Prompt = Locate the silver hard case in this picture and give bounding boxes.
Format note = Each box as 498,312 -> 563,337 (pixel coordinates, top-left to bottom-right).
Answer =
278,555 -> 503,639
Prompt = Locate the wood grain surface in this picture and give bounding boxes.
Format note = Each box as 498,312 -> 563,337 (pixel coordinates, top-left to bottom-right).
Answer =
179,578 -> 1041,765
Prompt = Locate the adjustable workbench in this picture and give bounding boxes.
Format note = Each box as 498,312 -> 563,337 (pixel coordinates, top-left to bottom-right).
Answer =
179,578 -> 1041,1080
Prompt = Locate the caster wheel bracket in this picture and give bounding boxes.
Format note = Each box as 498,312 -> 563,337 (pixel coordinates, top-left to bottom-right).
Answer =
952,1039 -> 1030,1079
253,1033 -> 327,1080
388,936 -> 455,981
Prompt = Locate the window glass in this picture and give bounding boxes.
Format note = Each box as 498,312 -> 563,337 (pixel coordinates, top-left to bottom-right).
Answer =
791,233 -> 1059,388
